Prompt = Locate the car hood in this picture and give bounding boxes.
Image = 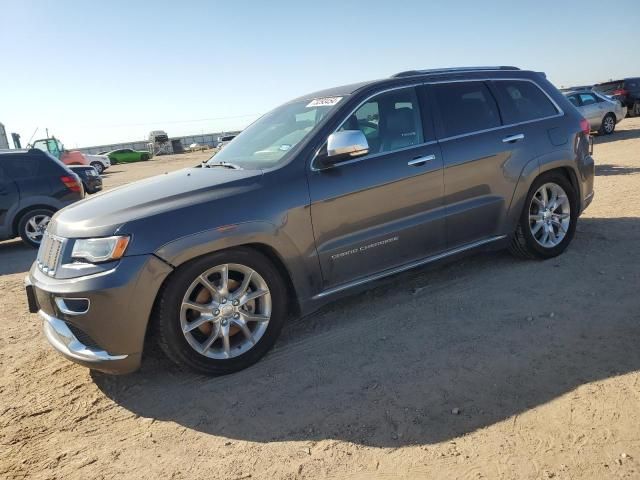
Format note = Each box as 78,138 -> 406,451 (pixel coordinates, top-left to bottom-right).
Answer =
48,167 -> 263,238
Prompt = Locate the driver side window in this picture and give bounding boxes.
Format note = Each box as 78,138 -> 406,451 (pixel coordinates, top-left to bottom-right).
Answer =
338,87 -> 423,155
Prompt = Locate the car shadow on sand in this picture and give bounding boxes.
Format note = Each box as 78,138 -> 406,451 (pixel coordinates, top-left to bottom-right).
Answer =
595,164 -> 640,176
0,239 -> 36,276
593,126 -> 640,144
93,217 -> 640,447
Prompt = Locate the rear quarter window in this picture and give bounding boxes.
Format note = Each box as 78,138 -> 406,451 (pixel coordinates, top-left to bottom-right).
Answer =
431,81 -> 501,137
491,80 -> 558,124
0,153 -> 62,179
0,155 -> 42,179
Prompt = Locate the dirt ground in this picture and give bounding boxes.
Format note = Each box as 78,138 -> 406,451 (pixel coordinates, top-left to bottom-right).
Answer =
1,120 -> 640,480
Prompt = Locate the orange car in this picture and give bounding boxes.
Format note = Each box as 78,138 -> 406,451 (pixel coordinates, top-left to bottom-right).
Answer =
31,137 -> 89,166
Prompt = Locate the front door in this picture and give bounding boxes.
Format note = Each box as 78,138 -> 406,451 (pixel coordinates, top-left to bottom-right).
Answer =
307,86 -> 445,289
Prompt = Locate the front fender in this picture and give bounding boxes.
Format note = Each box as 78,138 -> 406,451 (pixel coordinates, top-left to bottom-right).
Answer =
154,220 -> 320,310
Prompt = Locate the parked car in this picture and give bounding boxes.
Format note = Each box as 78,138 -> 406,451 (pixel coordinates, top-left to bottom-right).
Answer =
68,165 -> 102,194
107,148 -> 151,164
217,135 -> 236,149
26,66 -> 594,375
0,149 -> 84,247
593,78 -> 640,117
83,154 -> 111,174
563,90 -> 626,134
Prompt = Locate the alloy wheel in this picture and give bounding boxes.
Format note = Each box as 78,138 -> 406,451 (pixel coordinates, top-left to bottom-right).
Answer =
24,214 -> 51,244
180,263 -> 271,359
603,115 -> 615,134
528,182 -> 571,248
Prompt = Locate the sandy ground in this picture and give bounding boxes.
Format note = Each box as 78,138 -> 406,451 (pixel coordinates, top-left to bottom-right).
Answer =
1,120 -> 640,480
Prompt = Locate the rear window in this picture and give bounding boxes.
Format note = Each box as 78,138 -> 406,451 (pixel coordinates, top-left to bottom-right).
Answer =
594,81 -> 624,95
432,82 -> 501,137
625,78 -> 640,90
492,80 -> 558,124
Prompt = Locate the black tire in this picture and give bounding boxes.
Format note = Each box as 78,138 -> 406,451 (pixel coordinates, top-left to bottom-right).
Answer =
18,208 -> 55,248
90,161 -> 104,174
599,113 -> 616,135
154,247 -> 288,375
140,154 -> 150,161
509,172 -> 578,260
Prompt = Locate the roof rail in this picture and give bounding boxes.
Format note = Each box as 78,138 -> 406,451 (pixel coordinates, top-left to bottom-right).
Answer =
391,66 -> 520,78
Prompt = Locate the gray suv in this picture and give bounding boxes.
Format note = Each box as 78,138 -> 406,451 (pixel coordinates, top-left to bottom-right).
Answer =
25,66 -> 595,375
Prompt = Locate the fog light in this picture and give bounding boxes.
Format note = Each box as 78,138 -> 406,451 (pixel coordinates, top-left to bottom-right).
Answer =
55,297 -> 90,315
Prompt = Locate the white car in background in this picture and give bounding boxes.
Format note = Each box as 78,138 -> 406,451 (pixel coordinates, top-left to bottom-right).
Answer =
83,154 -> 111,174
217,135 -> 236,150
563,90 -> 627,135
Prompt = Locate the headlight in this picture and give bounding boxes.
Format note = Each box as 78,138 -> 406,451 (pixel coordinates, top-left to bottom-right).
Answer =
71,236 -> 130,263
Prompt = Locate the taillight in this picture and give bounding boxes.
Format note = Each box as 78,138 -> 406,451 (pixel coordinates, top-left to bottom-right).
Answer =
60,175 -> 81,193
613,89 -> 627,96
579,118 -> 590,135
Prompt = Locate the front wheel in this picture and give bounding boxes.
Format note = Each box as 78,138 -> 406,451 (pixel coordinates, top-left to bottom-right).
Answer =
154,248 -> 288,375
509,172 -> 578,260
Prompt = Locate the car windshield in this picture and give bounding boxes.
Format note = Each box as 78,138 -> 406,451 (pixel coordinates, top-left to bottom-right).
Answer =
205,97 -> 343,169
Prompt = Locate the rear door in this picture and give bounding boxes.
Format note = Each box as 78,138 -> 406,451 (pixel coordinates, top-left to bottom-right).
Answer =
0,160 -> 20,239
430,78 -> 560,248
308,85 -> 445,288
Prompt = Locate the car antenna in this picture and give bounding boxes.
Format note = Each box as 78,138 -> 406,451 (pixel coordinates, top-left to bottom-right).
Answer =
26,127 -> 39,147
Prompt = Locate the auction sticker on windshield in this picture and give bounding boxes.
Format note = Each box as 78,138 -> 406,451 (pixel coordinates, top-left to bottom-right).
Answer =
306,97 -> 343,108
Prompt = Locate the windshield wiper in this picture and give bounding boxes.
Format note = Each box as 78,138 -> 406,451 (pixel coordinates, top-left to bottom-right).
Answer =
204,161 -> 243,170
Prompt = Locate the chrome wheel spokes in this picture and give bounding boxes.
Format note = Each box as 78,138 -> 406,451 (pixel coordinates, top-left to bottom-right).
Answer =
25,214 -> 51,243
180,263 -> 271,359
529,183 -> 571,249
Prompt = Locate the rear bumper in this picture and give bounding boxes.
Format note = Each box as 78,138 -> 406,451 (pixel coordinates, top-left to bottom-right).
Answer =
26,254 -> 173,374
84,178 -> 102,193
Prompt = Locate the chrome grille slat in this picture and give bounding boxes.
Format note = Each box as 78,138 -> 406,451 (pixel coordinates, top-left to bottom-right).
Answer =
37,231 -> 64,276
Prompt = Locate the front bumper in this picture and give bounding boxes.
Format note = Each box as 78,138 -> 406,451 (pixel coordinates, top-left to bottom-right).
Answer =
26,254 -> 173,374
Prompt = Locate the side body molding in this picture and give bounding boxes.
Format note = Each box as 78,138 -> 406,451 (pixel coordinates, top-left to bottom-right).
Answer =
154,220 -> 323,314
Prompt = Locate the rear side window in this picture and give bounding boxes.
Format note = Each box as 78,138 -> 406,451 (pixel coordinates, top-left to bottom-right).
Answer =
578,93 -> 597,106
491,80 -> 558,124
566,95 -> 579,107
431,82 -> 500,137
0,155 -> 41,179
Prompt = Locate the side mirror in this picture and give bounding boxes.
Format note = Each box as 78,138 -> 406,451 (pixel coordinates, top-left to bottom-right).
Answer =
318,130 -> 369,167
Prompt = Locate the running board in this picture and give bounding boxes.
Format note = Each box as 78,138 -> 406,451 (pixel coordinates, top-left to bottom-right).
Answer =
312,235 -> 507,300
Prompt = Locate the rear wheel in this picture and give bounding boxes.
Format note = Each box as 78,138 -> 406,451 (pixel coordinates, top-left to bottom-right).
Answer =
140,153 -> 150,161
90,161 -> 104,174
154,248 -> 288,375
599,113 -> 616,135
509,172 -> 578,260
18,208 -> 54,248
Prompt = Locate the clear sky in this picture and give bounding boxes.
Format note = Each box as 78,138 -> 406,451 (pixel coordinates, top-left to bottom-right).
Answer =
1,0 -> 638,148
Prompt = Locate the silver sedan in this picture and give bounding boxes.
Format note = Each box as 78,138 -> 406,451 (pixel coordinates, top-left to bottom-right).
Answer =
564,90 -> 627,134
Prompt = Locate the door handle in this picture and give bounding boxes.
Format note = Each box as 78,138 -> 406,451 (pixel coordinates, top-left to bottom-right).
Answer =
502,133 -> 524,143
408,154 -> 435,166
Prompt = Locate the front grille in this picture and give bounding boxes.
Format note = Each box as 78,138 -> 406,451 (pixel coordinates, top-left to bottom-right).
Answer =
36,232 -> 65,276
66,323 -> 102,350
